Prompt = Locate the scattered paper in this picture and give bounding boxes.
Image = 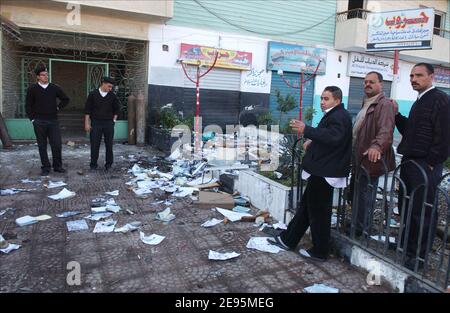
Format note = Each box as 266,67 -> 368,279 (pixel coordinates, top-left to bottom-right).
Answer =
45,180 -> 67,189
1,188 -> 30,196
216,207 -> 253,222
233,206 -> 251,213
304,284 -> 339,293
370,235 -> 396,244
208,250 -> 240,261
66,219 -> 89,231
246,237 -> 285,254
20,179 -> 41,184
105,190 -> 119,196
48,188 -> 76,200
0,243 -> 21,254
173,187 -> 198,197
140,232 -> 165,245
84,212 -> 113,221
34,215 -> 52,221
56,211 -> 81,218
0,208 -> 15,216
272,222 -> 287,230
114,221 -> 141,233
201,218 -> 223,228
15,215 -> 38,227
93,219 -> 117,233
155,207 -> 176,222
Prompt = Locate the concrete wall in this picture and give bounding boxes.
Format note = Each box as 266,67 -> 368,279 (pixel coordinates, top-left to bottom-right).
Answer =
0,1 -> 151,40
337,0 -> 448,13
52,0 -> 173,19
1,29 -> 21,118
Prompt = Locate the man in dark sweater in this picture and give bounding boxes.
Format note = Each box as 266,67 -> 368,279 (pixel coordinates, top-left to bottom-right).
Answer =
395,63 -> 449,271
84,77 -> 120,171
26,64 -> 69,176
268,86 -> 352,261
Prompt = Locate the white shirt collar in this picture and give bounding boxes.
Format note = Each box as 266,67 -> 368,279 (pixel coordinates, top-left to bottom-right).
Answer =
99,88 -> 108,97
38,82 -> 49,89
323,104 -> 339,113
417,85 -> 435,100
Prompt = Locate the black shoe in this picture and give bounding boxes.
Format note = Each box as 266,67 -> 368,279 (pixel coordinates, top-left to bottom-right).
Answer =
267,236 -> 291,251
41,168 -> 50,176
299,248 -> 327,262
53,167 -> 66,173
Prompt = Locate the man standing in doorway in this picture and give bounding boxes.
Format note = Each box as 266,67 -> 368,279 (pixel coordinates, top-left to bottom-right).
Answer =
26,64 -> 70,176
350,71 -> 396,236
395,63 -> 449,270
84,77 -> 120,171
267,86 -> 352,261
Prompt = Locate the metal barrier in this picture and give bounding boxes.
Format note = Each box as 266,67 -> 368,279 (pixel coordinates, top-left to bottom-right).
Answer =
288,147 -> 450,292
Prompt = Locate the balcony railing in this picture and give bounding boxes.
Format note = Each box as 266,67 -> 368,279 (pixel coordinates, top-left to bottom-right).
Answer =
336,8 -> 371,22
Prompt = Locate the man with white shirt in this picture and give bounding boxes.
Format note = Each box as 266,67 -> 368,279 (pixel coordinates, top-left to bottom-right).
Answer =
267,86 -> 352,261
84,77 -> 120,171
26,64 -> 70,176
394,63 -> 449,270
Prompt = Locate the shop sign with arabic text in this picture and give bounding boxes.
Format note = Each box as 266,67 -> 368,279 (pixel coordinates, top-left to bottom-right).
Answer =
179,43 -> 252,70
367,8 -> 434,51
348,52 -> 394,81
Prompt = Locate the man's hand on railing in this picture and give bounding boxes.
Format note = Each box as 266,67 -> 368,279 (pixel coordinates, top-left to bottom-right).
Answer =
289,119 -> 306,135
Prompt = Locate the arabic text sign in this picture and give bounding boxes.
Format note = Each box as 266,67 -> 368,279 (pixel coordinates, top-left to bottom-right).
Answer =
434,66 -> 450,89
367,8 -> 434,51
180,43 -> 252,70
348,52 -> 394,81
267,41 -> 327,75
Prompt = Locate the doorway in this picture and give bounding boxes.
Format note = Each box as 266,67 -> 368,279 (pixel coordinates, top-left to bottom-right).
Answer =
49,59 -> 108,137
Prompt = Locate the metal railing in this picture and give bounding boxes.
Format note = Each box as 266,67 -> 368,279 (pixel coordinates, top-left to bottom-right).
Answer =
288,146 -> 450,292
336,9 -> 371,22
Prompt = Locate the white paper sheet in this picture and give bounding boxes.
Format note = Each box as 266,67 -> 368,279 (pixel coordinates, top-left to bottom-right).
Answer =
0,243 -> 21,254
46,180 -> 67,189
21,179 -> 41,184
114,221 -> 141,233
56,211 -> 81,218
216,207 -> 253,222
304,284 -> 339,293
93,220 -> 117,233
246,237 -> 284,254
201,218 -> 223,228
15,215 -> 38,227
370,235 -> 396,244
173,187 -> 198,197
66,219 -> 89,231
84,212 -> 113,221
140,232 -> 165,245
105,190 -> 119,196
155,207 -> 176,222
272,222 -> 287,230
48,188 -> 76,200
208,250 -> 240,260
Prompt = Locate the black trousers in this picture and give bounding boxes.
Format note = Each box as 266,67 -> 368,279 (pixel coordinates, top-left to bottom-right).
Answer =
280,175 -> 334,258
399,158 -> 443,259
351,173 -> 379,232
32,119 -> 62,170
90,119 -> 114,168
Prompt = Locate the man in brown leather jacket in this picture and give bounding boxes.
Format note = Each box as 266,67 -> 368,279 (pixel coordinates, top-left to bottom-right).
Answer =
350,71 -> 396,235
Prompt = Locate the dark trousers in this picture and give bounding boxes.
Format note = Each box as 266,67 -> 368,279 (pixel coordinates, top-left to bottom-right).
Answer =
32,119 -> 62,170
351,173 -> 379,232
90,119 -> 114,168
280,175 -> 334,258
399,158 -> 443,259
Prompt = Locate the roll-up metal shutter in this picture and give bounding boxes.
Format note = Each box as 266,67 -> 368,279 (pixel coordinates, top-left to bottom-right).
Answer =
183,66 -> 241,91
269,71 -> 315,127
348,77 -> 392,122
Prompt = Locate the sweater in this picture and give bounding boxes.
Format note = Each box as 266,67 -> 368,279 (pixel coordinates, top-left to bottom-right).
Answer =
25,83 -> 69,120
84,89 -> 121,120
395,88 -> 449,167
